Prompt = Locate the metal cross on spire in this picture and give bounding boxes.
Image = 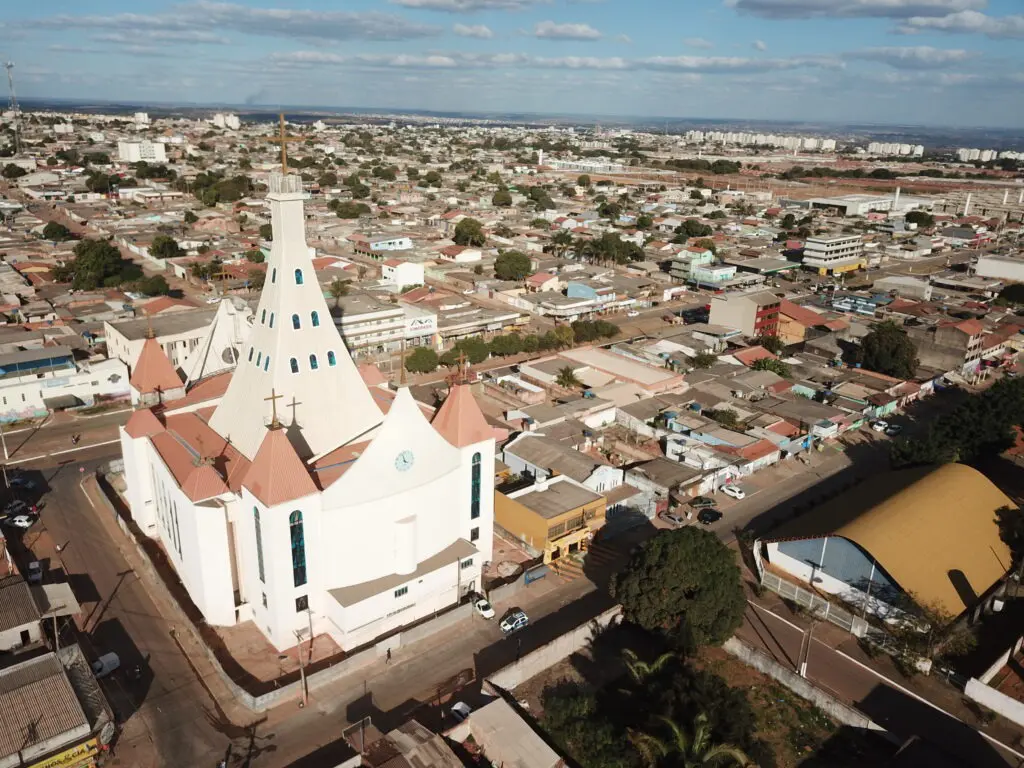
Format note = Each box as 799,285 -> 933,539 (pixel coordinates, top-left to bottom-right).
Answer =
265,388 -> 284,428
265,113 -> 302,174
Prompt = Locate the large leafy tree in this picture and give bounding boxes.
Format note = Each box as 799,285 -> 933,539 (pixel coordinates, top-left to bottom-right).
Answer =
858,321 -> 918,379
494,251 -> 532,281
149,234 -> 183,260
453,217 -> 486,247
405,347 -> 439,374
42,221 -> 72,241
611,527 -> 745,649
53,239 -> 142,290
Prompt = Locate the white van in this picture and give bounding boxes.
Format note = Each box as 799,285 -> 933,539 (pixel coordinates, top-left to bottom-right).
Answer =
91,652 -> 120,680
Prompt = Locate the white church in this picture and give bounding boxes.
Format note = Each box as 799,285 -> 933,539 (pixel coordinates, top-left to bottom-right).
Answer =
118,172 -> 499,652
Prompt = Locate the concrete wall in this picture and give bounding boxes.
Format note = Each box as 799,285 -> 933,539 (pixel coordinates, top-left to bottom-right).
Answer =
487,606 -> 622,690
979,636 -> 1024,685
965,678 -> 1024,728
722,637 -> 890,736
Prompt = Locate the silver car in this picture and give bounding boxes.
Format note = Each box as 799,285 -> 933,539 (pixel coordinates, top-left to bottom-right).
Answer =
499,610 -> 528,635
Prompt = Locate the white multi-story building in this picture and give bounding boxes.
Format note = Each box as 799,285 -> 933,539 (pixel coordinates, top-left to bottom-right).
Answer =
118,140 -> 167,163
801,235 -> 865,276
134,112 -> 150,127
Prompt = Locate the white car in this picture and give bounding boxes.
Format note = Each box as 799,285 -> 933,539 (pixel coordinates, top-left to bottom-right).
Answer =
6,515 -> 33,529
500,610 -> 529,635
474,598 -> 495,620
626,310 -> 640,318
871,420 -> 888,433
451,701 -> 472,723
721,485 -> 745,500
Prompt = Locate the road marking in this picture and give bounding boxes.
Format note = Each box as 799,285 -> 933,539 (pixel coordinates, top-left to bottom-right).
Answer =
748,600 -> 1024,762
8,438 -> 121,465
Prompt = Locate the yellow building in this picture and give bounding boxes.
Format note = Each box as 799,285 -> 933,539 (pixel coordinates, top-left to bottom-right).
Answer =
495,476 -> 606,564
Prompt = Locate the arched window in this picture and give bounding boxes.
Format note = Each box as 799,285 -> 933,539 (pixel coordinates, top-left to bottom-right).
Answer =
256,352 -> 262,366
269,313 -> 275,328
294,268 -> 304,285
261,309 -> 266,324
471,452 -> 482,520
311,311 -> 320,328
292,314 -> 301,330
248,347 -> 254,362
327,351 -> 337,367
290,511 -> 307,587
290,358 -> 299,374
253,507 -> 265,583
309,354 -> 318,370
272,268 -> 277,283
263,356 -> 270,371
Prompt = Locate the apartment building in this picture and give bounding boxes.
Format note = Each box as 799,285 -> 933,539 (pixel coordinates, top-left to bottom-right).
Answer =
906,319 -> 985,375
801,235 -> 865,275
117,140 -> 167,163
709,291 -> 780,338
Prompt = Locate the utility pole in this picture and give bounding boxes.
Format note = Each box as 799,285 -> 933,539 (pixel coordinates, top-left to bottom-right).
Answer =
295,630 -> 308,707
798,619 -> 819,678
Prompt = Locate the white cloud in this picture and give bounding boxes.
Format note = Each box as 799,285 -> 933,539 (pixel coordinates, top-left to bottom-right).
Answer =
726,0 -> 984,20
639,54 -> 842,73
390,0 -> 545,10
272,51 -> 460,68
533,21 -> 603,40
752,39 -> 767,51
453,23 -> 494,38
615,34 -> 633,43
897,10 -> 1024,39
844,45 -> 974,69
683,37 -> 714,49
93,29 -> 231,44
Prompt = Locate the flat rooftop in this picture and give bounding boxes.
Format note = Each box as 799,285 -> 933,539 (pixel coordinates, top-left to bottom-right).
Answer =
110,308 -> 216,340
514,479 -> 602,519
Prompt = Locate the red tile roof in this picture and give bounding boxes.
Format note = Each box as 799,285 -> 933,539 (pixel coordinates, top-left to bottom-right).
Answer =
124,408 -> 165,439
243,427 -> 318,507
130,337 -> 183,395
944,319 -> 985,336
778,299 -> 825,328
733,346 -> 777,366
431,383 -> 496,448
311,439 -> 372,489
358,363 -> 387,388
139,296 -> 199,316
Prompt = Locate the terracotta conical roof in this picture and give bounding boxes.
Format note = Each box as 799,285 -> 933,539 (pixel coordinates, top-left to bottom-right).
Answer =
124,408 -> 165,439
181,462 -> 228,502
432,383 -> 495,448
130,336 -> 183,395
242,426 -> 318,507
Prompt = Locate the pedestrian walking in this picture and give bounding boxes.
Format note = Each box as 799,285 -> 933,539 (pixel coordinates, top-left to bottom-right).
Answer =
386,648 -> 391,664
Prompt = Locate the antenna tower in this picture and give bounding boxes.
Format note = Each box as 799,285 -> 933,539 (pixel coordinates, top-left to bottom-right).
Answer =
4,62 -> 19,155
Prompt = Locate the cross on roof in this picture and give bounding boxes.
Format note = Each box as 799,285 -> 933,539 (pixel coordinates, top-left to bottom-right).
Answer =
265,113 -> 302,174
288,395 -> 301,423
265,388 -> 284,428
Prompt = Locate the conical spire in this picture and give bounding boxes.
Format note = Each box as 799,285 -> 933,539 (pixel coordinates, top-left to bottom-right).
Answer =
208,172 -> 382,460
130,336 -> 184,397
432,381 -> 495,448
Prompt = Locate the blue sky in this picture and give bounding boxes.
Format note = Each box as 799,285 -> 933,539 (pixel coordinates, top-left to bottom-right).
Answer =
2,0 -> 1024,127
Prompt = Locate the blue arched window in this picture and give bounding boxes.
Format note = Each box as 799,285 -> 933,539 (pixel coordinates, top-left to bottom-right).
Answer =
327,351 -> 337,367
256,352 -> 262,366
290,358 -> 299,374
290,510 -> 307,587
253,507 -> 265,584
471,452 -> 482,520
263,356 -> 270,371
294,269 -> 304,285
272,268 -> 277,283
269,313 -> 275,328
311,311 -> 320,328
309,354 -> 318,370
292,314 -> 301,330
248,347 -> 254,362
261,309 -> 266,324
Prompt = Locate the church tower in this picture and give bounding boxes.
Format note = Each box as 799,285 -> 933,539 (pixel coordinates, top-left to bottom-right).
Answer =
208,172 -> 382,461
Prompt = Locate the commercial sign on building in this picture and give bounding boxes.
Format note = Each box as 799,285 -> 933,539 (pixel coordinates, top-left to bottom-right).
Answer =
28,738 -> 100,768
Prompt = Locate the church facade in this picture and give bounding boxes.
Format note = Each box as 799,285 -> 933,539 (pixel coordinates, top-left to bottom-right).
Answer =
118,173 -> 498,652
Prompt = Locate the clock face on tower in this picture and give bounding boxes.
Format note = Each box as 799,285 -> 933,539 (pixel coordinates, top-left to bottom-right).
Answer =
395,450 -> 415,472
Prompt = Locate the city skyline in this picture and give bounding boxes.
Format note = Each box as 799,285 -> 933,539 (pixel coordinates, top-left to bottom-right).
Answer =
3,1 -> 1024,129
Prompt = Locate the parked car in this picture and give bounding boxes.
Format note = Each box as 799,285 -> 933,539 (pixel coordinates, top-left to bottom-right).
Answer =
721,485 -> 745,500
26,561 -> 42,584
871,420 -> 888,433
3,500 -> 29,516
689,496 -> 716,509
697,508 -> 723,525
91,652 -> 120,680
660,511 -> 686,527
474,597 -> 495,620
8,475 -> 36,490
884,424 -> 903,436
626,310 -> 640,318
5,515 -> 33,529
500,609 -> 529,635
450,702 -> 472,723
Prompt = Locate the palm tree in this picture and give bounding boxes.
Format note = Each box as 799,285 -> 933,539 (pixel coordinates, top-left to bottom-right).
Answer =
555,366 -> 583,389
329,277 -> 349,307
629,714 -> 755,768
552,230 -> 573,258
622,649 -> 675,685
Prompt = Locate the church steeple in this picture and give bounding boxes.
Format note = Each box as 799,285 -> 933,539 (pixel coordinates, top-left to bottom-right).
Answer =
208,171 -> 382,461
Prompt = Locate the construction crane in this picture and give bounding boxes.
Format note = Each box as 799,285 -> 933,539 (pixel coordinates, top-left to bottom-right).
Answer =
4,61 -> 19,155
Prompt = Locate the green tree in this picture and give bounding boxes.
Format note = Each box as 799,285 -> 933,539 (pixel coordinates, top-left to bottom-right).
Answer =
41,221 -> 72,241
621,649 -> 675,686
577,174 -> 591,188
183,210 -> 199,225
611,527 -> 745,649
1,164 -> 26,179
494,251 -> 532,281
673,220 -> 713,241
423,170 -> 442,186
556,366 -> 584,389
453,217 -> 486,247
751,357 -> 791,378
335,201 -> 371,219
754,334 -> 784,354
245,249 -> 265,263
858,321 -> 918,379
521,334 -> 540,353
329,277 -> 349,306
492,188 -> 513,207
149,234 -> 183,260
318,171 -> 338,188
636,213 -> 654,230
259,223 -> 273,241
692,352 -> 717,369
996,284 -> 1024,306
442,337 -> 490,365
599,201 -> 622,220
904,210 -> 935,228
996,506 -> 1024,568
405,347 -> 439,374
551,229 -> 574,258
693,238 -> 717,255
531,217 -> 550,229
780,213 -> 796,229
249,268 -> 266,292
54,239 -> 141,290
629,714 -> 753,768
706,408 -> 740,429
136,275 -> 170,296
489,334 -> 523,357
